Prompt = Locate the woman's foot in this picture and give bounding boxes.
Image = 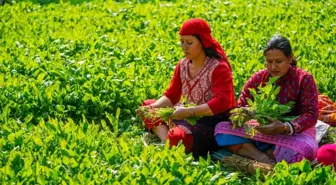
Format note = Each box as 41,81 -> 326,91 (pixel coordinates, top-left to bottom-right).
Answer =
236,143 -> 275,164
257,153 -> 276,164
265,148 -> 275,160
236,143 -> 264,159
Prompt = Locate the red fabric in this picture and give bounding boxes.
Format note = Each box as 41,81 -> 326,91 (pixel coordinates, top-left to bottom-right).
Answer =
141,100 -> 166,130
207,62 -> 236,114
179,18 -> 231,70
164,62 -> 182,105
238,66 -> 319,133
317,144 -> 336,169
180,57 -> 216,105
167,126 -> 193,153
141,100 -> 193,152
318,95 -> 336,126
164,59 -> 236,114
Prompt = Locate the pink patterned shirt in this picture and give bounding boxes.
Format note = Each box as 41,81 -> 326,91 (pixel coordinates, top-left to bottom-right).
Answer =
164,57 -> 236,115
238,66 -> 319,133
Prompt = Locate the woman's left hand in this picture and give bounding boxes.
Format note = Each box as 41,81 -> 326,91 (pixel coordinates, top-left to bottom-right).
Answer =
170,106 -> 191,120
255,120 -> 286,135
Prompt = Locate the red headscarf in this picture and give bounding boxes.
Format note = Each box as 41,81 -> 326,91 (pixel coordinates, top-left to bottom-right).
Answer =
179,18 -> 231,70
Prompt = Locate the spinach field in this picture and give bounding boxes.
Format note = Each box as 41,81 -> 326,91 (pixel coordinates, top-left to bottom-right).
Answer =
0,0 -> 335,184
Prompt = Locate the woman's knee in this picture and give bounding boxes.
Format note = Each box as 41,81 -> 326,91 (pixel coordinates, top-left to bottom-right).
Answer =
167,127 -> 193,152
141,99 -> 165,130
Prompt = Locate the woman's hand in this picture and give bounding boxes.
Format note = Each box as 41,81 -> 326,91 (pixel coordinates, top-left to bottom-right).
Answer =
255,120 -> 287,135
170,106 -> 192,120
136,106 -> 151,120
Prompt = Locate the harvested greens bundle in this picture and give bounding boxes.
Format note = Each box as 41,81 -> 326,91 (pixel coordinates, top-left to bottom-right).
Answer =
137,105 -> 201,126
230,76 -> 298,136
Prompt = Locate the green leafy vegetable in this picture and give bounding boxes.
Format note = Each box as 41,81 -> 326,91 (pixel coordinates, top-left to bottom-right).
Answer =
230,77 -> 298,136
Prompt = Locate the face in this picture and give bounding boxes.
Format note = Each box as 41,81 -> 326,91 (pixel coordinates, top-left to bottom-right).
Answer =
180,35 -> 204,60
265,49 -> 292,77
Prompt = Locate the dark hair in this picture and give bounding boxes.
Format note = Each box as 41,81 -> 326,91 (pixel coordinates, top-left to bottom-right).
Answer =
193,35 -> 222,59
263,35 -> 297,66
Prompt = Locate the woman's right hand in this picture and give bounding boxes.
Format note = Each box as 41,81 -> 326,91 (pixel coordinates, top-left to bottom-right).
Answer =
255,120 -> 286,135
170,106 -> 191,120
136,105 -> 151,120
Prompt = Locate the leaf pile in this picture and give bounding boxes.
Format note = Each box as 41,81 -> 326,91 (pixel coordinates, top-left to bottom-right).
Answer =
230,77 -> 298,135
137,106 -> 201,126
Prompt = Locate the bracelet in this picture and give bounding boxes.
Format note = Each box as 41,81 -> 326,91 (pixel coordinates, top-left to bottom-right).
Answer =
288,121 -> 296,134
283,122 -> 292,135
284,122 -> 294,135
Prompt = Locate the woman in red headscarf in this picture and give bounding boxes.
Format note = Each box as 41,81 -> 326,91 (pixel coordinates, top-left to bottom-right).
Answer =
137,18 -> 236,158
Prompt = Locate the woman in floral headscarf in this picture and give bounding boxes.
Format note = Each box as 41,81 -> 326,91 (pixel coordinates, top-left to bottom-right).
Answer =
137,18 -> 236,158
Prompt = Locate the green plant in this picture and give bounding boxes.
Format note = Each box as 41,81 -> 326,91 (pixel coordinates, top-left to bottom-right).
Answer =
230,77 -> 298,136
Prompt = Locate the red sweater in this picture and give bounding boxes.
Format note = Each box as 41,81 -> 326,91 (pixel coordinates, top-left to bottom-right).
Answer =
164,57 -> 236,115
